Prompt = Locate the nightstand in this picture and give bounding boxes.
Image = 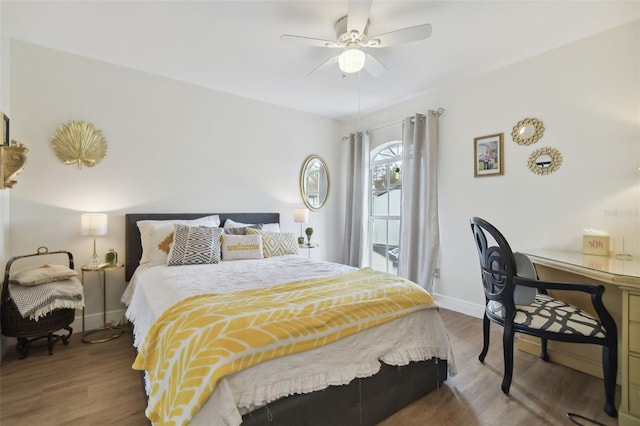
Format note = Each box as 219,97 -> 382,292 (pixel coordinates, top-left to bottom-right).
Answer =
299,243 -> 318,258
81,263 -> 125,343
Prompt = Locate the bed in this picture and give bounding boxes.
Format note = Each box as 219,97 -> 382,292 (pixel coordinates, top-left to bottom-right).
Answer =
123,213 -> 454,426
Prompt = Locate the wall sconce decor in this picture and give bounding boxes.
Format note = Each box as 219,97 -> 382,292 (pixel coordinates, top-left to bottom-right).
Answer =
0,112 -> 29,189
51,121 -> 107,169
0,143 -> 28,189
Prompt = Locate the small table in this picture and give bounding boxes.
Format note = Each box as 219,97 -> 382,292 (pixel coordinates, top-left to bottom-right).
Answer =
81,263 -> 125,343
299,243 -> 318,258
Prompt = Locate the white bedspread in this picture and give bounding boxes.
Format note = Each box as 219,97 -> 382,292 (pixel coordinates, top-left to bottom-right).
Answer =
123,256 -> 455,426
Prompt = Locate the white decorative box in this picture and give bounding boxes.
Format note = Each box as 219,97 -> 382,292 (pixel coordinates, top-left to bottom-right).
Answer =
582,235 -> 610,256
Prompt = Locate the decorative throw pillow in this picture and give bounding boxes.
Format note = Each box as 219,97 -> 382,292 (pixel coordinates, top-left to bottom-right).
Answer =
223,224 -> 263,235
223,219 -> 252,230
167,225 -> 223,266
224,219 -> 280,233
10,264 -> 78,286
513,252 -> 538,305
137,215 -> 220,265
245,229 -> 299,257
221,234 -> 264,260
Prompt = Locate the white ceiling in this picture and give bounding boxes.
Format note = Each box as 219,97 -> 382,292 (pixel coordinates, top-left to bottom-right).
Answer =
2,1 -> 639,121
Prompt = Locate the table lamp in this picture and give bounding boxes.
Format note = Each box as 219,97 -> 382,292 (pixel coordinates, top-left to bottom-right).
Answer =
81,213 -> 108,267
294,208 -> 309,245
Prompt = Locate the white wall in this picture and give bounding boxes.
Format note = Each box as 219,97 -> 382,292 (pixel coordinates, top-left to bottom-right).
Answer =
342,21 -> 640,317
4,19 -> 640,339
0,7 -> 12,356
8,40 -> 343,330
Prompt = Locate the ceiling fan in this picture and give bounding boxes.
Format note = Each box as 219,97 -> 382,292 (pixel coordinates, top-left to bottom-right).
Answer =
280,0 -> 432,76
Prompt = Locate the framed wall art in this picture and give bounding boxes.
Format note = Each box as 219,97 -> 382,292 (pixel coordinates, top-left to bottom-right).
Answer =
1,113 -> 8,146
474,133 -> 504,177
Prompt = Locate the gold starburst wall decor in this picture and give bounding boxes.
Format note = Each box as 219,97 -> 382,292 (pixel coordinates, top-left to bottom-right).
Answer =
51,121 -> 107,169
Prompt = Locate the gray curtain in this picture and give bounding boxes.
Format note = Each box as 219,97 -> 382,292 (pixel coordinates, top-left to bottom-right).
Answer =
398,112 -> 439,291
344,131 -> 370,267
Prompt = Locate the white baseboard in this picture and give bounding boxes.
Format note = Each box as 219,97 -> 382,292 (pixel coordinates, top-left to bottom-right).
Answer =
433,293 -> 485,319
73,308 -> 127,333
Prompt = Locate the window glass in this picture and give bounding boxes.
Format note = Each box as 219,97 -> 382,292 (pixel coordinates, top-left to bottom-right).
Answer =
369,142 -> 402,274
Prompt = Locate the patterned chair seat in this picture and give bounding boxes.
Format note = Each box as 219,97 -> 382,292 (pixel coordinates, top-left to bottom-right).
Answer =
470,217 -> 617,417
487,294 -> 605,338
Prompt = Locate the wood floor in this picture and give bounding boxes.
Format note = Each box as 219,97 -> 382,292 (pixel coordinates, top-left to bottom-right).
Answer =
1,309 -> 619,426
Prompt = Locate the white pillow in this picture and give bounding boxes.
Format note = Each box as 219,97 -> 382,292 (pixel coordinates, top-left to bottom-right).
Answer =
224,219 -> 280,233
221,234 -> 264,260
10,264 -> 78,286
262,223 -> 281,233
137,215 -> 220,265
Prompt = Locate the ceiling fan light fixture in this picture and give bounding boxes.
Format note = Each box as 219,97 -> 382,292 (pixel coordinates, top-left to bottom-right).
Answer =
338,47 -> 366,74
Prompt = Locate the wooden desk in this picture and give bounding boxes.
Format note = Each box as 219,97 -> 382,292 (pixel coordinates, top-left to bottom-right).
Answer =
520,249 -> 640,425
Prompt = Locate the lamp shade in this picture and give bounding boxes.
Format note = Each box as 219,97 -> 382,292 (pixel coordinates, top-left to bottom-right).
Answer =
338,47 -> 366,74
81,213 -> 108,236
294,208 -> 309,224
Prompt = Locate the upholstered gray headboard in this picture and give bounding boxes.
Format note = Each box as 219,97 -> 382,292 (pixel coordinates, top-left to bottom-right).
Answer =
124,213 -> 280,281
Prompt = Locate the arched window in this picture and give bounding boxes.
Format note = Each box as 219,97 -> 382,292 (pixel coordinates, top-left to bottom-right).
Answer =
369,142 -> 402,274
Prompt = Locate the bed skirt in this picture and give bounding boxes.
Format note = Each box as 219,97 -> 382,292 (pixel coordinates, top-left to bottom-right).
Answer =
241,359 -> 447,426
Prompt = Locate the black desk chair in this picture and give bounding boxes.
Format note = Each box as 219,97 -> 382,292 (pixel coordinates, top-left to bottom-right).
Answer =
469,217 -> 618,417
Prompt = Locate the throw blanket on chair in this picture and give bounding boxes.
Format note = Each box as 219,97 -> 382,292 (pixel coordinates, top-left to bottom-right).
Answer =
9,277 -> 84,320
133,267 -> 437,426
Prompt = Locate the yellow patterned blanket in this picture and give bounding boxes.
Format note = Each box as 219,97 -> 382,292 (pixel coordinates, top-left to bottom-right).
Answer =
133,267 -> 437,426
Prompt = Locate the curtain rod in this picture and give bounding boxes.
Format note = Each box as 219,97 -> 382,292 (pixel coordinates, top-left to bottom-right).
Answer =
369,121 -> 403,133
343,108 -> 446,140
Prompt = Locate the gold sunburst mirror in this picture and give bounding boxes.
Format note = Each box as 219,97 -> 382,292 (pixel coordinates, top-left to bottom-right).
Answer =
528,147 -> 563,175
511,117 -> 544,145
51,121 -> 107,169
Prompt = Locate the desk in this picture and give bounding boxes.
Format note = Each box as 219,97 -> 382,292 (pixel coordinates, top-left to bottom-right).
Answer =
520,249 -> 640,425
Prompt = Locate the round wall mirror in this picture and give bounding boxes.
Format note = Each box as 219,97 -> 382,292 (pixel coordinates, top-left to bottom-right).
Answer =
511,117 -> 544,145
527,147 -> 563,175
519,125 -> 535,139
300,155 -> 330,211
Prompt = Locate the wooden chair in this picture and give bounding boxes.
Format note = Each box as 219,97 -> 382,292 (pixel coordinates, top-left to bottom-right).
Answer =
469,217 -> 618,417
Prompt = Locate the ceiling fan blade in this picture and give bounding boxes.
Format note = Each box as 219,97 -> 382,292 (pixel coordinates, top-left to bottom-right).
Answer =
308,55 -> 340,76
364,53 -> 387,77
280,34 -> 341,48
347,0 -> 372,34
364,23 -> 432,48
